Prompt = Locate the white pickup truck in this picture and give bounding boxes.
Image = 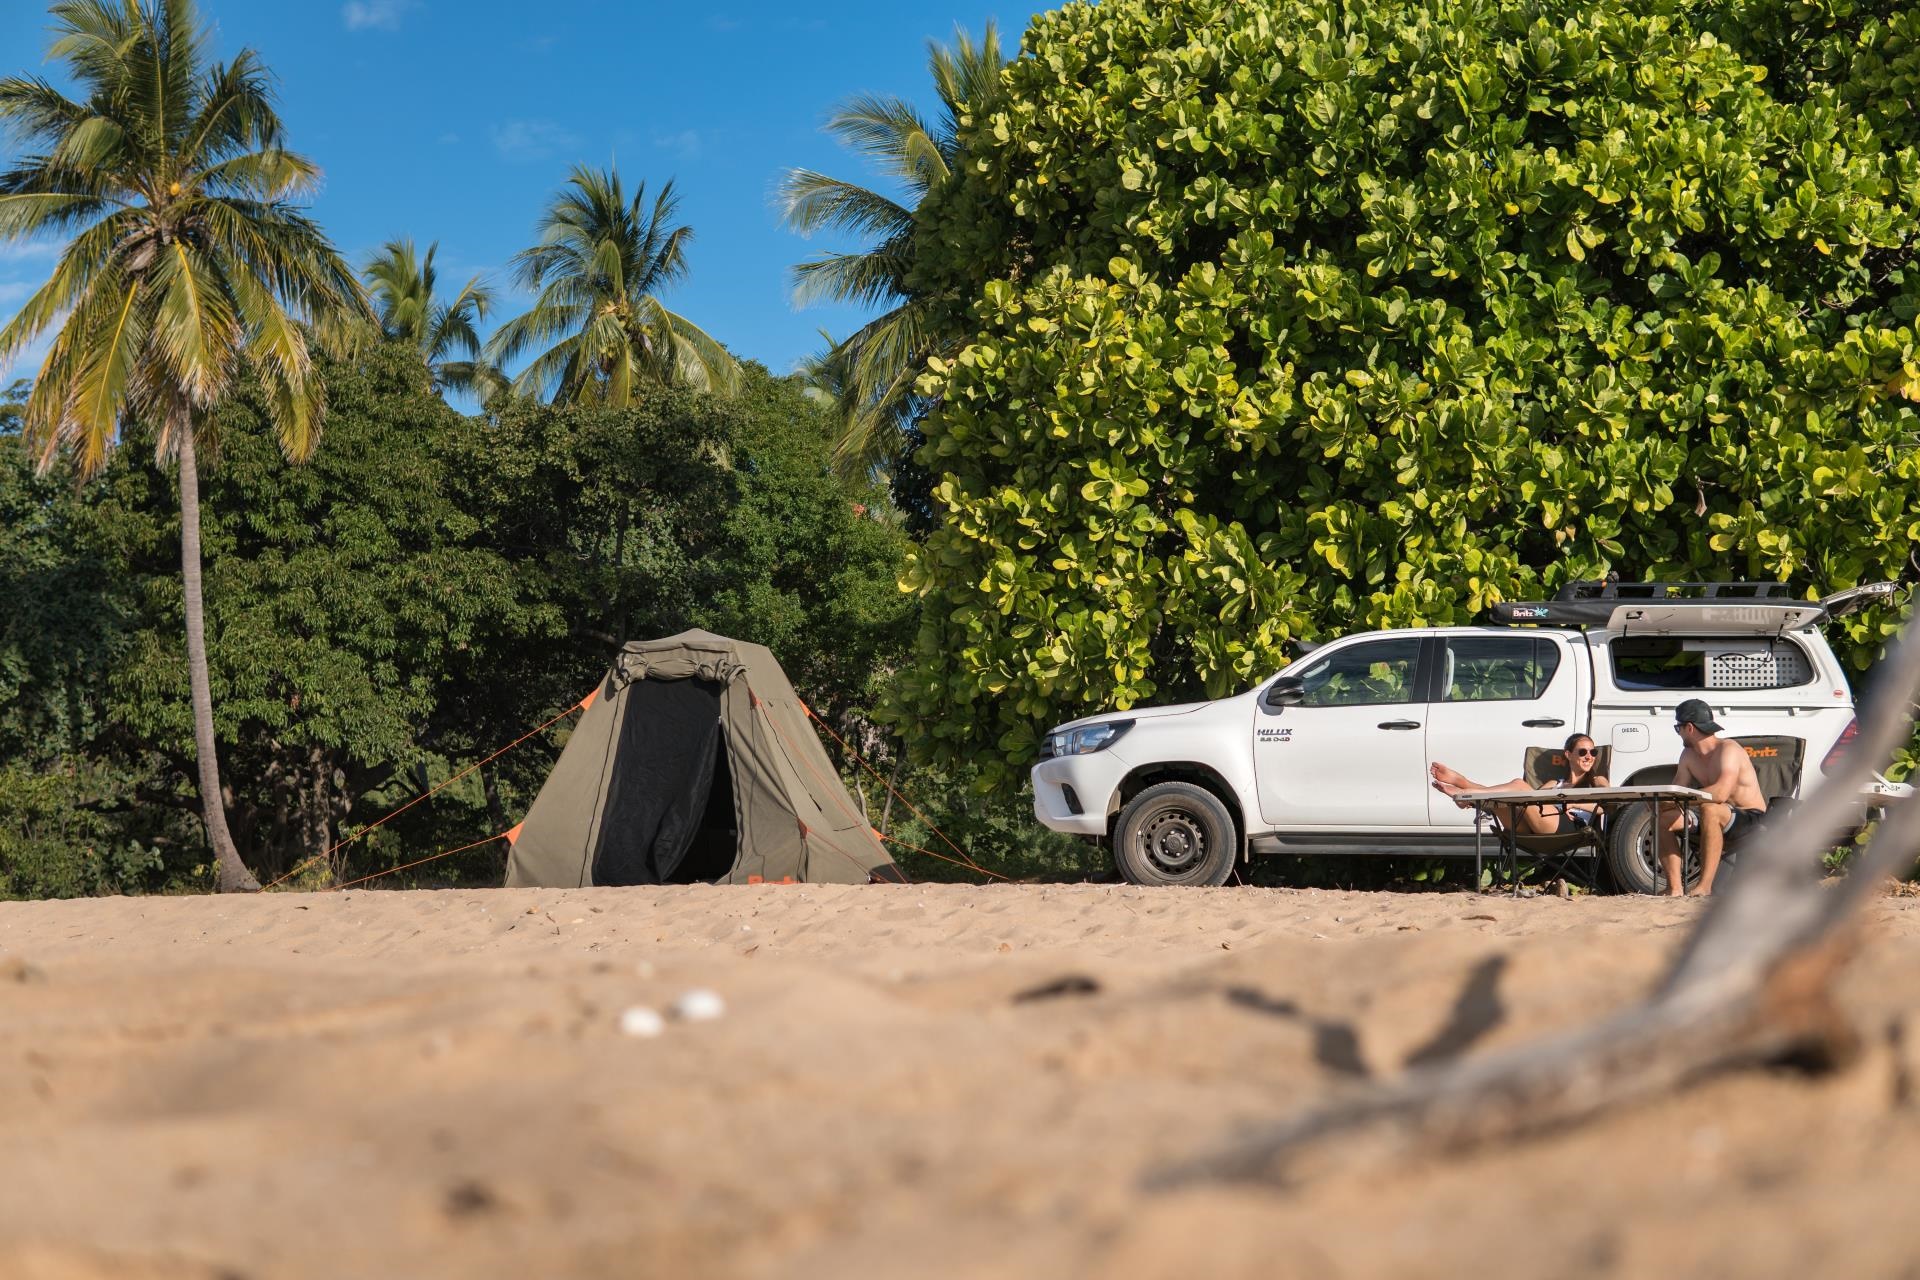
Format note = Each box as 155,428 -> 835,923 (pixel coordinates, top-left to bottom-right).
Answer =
1031,580 -> 1910,892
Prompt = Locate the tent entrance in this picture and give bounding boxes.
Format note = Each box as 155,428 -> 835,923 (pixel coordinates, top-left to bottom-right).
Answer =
589,677 -> 738,885
671,728 -> 739,884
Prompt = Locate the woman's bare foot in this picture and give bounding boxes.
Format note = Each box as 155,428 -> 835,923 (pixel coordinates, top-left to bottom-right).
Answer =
1430,762 -> 1471,789
1431,779 -> 1474,809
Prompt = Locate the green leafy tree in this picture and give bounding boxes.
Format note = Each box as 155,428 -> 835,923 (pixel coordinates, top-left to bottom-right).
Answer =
897,0 -> 1920,781
778,23 -> 1004,478
0,0 -> 371,889
487,166 -> 739,405
363,237 -> 505,402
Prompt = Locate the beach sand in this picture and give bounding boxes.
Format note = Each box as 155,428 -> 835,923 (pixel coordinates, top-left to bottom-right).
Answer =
3,883 -> 1918,1279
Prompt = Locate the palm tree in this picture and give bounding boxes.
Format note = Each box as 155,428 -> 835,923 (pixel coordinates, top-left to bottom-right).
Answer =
0,0 -> 371,892
777,22 -> 1004,478
487,166 -> 739,405
363,238 -> 504,402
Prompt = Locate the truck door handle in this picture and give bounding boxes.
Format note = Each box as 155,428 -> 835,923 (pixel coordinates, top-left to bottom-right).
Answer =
1523,718 -> 1566,728
1377,719 -> 1421,730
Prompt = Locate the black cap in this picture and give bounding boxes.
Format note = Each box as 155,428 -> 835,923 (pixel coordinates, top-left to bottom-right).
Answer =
1675,698 -> 1723,734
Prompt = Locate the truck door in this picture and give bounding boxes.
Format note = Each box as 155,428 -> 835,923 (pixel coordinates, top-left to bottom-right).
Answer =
1254,635 -> 1432,829
1423,634 -> 1582,828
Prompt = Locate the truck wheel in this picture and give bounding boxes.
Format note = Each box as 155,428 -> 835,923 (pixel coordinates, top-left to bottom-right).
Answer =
1112,782 -> 1237,887
1605,801 -> 1697,895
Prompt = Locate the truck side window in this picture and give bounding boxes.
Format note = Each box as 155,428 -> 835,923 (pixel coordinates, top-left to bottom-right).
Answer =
1294,638 -> 1423,708
1609,636 -> 1815,691
1442,636 -> 1561,702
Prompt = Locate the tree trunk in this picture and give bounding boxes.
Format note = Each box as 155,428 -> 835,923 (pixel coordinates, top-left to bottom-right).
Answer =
612,501 -> 630,647
303,744 -> 334,885
175,417 -> 260,893
482,760 -> 509,832
879,756 -> 903,838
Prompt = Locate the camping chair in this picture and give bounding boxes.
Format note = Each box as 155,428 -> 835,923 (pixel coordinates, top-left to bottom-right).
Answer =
1492,745 -> 1615,888
1720,735 -> 1805,863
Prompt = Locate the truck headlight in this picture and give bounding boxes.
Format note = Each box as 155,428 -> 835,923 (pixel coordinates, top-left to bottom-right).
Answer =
1045,720 -> 1134,758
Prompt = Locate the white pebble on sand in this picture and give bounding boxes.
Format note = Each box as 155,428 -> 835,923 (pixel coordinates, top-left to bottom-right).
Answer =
671,989 -> 726,1022
618,1006 -> 665,1038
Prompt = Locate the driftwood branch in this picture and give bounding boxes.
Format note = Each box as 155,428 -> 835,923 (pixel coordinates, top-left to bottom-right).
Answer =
1152,622 -> 1920,1190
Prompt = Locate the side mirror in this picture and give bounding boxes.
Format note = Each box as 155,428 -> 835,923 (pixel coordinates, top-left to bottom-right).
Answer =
1263,677 -> 1304,708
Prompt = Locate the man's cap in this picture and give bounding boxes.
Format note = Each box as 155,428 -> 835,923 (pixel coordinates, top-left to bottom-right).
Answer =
1675,698 -> 1723,734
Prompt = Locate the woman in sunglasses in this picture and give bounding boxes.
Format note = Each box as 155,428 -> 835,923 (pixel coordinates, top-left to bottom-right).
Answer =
1431,733 -> 1610,835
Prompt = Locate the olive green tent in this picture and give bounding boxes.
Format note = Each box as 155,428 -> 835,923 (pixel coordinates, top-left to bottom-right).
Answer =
504,631 -> 905,887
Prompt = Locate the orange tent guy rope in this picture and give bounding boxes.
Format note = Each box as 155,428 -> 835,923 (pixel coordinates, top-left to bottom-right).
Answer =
797,699 -> 1007,881
263,690 -> 596,891
738,685 -> 918,884
749,686 -> 1007,883
877,831 -> 1013,881
330,832 -> 511,892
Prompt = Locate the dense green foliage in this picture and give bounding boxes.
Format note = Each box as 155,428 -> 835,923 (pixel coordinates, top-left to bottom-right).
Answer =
0,350 -> 1073,895
895,0 -> 1920,775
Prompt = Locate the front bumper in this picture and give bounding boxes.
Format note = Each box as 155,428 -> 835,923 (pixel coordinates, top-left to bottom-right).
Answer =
1031,750 -> 1132,838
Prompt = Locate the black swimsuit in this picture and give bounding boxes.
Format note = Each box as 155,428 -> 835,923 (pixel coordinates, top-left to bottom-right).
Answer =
1552,775 -> 1603,834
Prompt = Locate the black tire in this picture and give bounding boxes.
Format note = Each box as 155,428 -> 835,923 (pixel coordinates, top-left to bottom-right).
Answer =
1605,800 -> 1698,895
1112,782 -> 1238,887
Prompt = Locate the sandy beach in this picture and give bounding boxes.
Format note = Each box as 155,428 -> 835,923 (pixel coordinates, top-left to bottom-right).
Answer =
4,884 -> 1919,1279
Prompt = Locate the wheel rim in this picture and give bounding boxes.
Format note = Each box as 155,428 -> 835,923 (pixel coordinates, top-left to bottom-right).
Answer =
1137,808 -> 1210,880
1629,807 -> 1700,891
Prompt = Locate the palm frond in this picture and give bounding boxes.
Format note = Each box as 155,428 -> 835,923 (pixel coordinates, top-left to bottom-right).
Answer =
150,238 -> 239,405
822,94 -> 940,188
0,191 -> 116,240
776,169 -> 914,242
433,358 -> 508,402
0,207 -> 138,370
43,3 -> 138,94
64,271 -> 149,474
508,330 -> 590,402
180,47 -> 283,171
194,148 -> 317,201
0,76 -> 91,141
225,252 -> 320,459
485,295 -> 586,367
789,238 -> 914,309
657,304 -> 741,396
928,20 -> 1005,146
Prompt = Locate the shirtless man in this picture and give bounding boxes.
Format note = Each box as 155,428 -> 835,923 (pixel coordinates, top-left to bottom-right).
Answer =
1660,698 -> 1767,897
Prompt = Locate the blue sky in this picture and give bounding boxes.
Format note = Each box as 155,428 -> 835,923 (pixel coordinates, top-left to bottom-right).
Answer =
0,0 -> 1053,387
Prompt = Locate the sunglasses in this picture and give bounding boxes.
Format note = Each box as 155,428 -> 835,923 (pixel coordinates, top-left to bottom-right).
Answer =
1570,748 -> 1596,757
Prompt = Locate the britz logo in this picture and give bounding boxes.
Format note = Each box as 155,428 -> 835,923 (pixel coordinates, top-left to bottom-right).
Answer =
1510,606 -> 1550,618
1257,727 -> 1293,743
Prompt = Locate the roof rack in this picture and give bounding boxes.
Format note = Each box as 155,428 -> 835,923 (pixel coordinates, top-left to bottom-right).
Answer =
1490,579 -> 1821,630
1491,580 -> 1900,629
1551,579 -> 1797,602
